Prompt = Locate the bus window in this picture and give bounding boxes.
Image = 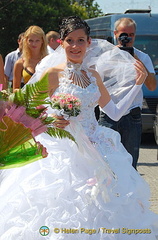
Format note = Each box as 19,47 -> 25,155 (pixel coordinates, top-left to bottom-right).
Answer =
135,35 -> 158,69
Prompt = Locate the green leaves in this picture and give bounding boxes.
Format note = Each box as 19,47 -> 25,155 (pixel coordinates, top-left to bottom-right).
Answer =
0,73 -> 78,169
0,0 -> 103,58
0,139 -> 45,169
9,73 -> 50,120
47,127 -> 76,143
8,73 -> 77,143
9,73 -> 49,109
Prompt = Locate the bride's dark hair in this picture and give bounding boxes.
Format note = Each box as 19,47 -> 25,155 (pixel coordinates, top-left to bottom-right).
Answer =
59,16 -> 90,40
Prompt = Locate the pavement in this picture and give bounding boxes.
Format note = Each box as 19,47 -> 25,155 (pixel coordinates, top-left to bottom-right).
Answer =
137,133 -> 158,214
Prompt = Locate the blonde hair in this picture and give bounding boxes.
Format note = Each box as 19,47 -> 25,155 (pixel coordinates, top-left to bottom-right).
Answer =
22,25 -> 47,64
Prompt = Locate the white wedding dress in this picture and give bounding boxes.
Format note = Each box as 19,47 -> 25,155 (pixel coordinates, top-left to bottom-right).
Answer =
0,63 -> 158,240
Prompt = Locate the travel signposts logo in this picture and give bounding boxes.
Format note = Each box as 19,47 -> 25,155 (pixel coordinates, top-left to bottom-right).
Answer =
39,226 -> 50,236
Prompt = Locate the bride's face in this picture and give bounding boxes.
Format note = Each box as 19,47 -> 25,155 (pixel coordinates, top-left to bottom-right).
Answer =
61,29 -> 91,64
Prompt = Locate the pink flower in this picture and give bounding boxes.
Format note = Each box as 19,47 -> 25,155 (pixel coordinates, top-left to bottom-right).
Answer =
66,98 -> 72,102
59,99 -> 66,107
51,93 -> 81,117
87,177 -> 97,186
0,84 -> 3,91
67,104 -> 73,110
36,105 -> 46,110
56,39 -> 61,43
75,102 -> 81,106
5,104 -> 47,137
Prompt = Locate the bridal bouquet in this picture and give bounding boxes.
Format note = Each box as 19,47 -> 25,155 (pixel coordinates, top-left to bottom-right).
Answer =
0,75 -> 75,169
51,93 -> 81,119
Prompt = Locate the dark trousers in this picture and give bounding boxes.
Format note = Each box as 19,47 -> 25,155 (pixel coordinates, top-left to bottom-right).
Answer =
98,107 -> 142,169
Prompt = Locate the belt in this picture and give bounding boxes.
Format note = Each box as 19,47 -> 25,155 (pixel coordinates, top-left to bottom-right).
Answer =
130,107 -> 141,115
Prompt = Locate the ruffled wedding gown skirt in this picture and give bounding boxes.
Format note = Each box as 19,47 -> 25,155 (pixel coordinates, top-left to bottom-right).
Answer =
1,73 -> 158,240
1,119 -> 158,240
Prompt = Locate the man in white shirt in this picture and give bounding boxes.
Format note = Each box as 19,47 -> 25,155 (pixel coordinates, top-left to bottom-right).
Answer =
46,31 -> 60,54
4,32 -> 24,88
99,18 -> 156,169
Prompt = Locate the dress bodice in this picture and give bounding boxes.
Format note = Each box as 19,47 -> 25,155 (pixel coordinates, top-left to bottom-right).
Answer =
54,64 -> 101,139
22,67 -> 34,84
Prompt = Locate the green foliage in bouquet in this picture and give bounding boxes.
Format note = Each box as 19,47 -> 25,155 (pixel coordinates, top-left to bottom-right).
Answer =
9,73 -> 50,118
1,139 -> 44,169
0,115 -> 75,169
0,89 -> 11,101
9,74 -> 75,142
0,115 -> 45,169
47,127 -> 76,142
0,74 -> 76,169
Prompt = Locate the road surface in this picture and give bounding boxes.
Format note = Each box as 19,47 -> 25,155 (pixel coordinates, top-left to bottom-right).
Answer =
137,133 -> 158,214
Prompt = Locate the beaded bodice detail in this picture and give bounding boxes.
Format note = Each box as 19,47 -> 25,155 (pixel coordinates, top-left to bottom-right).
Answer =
56,62 -> 101,139
66,62 -> 92,89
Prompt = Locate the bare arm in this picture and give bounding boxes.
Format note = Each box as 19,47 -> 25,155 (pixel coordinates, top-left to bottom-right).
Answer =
4,75 -> 9,88
13,59 -> 23,91
0,55 -> 6,89
144,72 -> 156,91
41,67 -> 59,96
41,67 -> 70,129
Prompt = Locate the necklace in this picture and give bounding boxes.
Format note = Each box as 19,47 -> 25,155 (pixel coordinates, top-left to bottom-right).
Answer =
66,62 -> 91,88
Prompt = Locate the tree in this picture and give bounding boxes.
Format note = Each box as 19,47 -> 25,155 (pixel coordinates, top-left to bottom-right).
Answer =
70,0 -> 103,18
0,0 -> 102,57
0,0 -> 72,56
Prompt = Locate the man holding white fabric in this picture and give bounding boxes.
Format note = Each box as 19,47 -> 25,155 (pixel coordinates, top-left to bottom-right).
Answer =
99,17 -> 156,170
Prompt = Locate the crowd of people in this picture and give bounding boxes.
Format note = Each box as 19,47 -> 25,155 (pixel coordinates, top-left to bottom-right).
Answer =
1,26 -> 60,91
1,16 -> 156,170
0,15 -> 158,240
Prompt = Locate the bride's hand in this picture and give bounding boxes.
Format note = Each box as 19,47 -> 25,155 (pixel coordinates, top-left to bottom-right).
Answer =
53,115 -> 70,129
134,60 -> 148,85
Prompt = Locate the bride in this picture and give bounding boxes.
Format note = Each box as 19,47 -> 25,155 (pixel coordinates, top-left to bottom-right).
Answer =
1,16 -> 158,240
